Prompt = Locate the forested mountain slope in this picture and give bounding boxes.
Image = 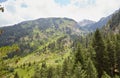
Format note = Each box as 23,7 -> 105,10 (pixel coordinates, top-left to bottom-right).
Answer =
0,18 -> 84,77
0,18 -> 83,56
0,18 -> 82,46
103,9 -> 120,34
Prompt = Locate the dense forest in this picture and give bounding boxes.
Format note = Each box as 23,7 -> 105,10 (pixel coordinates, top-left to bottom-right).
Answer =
0,9 -> 120,78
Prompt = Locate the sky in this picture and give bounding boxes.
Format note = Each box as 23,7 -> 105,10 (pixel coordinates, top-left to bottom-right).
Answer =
0,0 -> 120,27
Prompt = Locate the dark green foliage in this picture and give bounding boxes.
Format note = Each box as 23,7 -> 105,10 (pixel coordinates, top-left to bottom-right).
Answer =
61,59 -> 69,78
74,42 -> 84,66
110,10 -> 120,30
14,72 -> 19,78
47,67 -> 54,78
28,62 -> 31,67
116,34 -> 120,75
93,29 -> 107,78
61,57 -> 73,78
106,40 -> 116,77
86,58 -> 97,78
33,62 -> 47,78
73,62 -> 87,78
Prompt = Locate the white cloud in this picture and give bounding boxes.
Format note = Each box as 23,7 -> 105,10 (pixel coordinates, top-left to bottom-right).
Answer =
0,0 -> 120,26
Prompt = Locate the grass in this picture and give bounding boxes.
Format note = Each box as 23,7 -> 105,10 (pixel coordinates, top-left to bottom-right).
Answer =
13,47 -> 72,78
1,34 -> 72,78
2,47 -> 72,78
15,66 -> 35,78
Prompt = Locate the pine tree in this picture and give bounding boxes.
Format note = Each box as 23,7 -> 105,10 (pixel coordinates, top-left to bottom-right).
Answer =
107,40 -> 116,77
93,29 -> 107,78
86,58 -> 97,78
102,72 -> 111,78
116,34 -> 120,76
73,62 -> 87,78
74,42 -> 84,66
61,57 -> 72,78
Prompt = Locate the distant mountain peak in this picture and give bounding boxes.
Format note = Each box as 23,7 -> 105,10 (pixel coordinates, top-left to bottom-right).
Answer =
79,19 -> 96,27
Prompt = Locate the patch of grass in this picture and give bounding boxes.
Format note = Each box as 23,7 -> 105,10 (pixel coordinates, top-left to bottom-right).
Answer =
15,66 -> 35,78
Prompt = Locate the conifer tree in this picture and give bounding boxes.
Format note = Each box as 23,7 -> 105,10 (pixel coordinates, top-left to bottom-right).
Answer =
74,42 -> 84,66
116,34 -> 120,75
86,58 -> 97,78
107,40 -> 116,77
102,72 -> 111,78
73,62 -> 87,78
61,57 -> 72,78
93,29 -> 107,78
61,58 -> 68,78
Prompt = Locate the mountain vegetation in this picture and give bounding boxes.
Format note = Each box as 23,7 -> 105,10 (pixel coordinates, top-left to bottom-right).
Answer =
0,9 -> 120,78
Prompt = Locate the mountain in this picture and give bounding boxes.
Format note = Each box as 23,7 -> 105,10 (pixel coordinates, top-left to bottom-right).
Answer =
78,19 -> 96,33
90,15 -> 112,31
80,14 -> 112,32
0,17 -> 85,77
79,19 -> 96,27
0,17 -> 83,56
102,9 -> 120,34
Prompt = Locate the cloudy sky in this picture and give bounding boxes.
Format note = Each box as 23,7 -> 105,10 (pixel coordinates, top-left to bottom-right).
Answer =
0,0 -> 120,27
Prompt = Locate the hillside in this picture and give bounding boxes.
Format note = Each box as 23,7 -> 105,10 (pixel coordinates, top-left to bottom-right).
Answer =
0,17 -> 84,77
103,10 -> 120,34
0,18 -> 83,56
0,18 -> 81,46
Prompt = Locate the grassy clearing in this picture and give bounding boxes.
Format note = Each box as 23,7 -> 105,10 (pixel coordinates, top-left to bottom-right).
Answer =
15,66 -> 35,78
13,48 -> 71,78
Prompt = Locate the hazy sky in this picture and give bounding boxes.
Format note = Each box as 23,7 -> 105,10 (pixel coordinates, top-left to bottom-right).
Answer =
0,0 -> 120,26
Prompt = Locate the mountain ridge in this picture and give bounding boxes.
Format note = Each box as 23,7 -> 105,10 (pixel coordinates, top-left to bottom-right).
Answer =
0,17 -> 83,56
79,12 -> 116,32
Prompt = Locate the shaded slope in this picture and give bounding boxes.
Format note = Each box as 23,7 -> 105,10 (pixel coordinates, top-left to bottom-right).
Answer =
103,9 -> 120,34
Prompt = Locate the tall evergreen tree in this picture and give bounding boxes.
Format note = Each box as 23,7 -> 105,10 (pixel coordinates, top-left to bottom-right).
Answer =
86,58 -> 97,78
93,29 -> 107,78
74,42 -> 84,66
116,34 -> 120,76
107,40 -> 116,77
61,57 -> 72,78
73,62 -> 87,78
